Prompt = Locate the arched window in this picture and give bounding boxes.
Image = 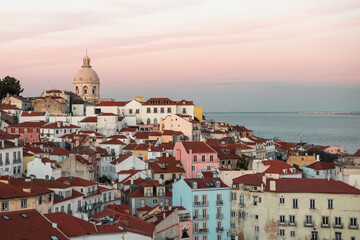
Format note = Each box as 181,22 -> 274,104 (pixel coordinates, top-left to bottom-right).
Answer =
153,118 -> 158,124
83,86 -> 88,95
147,118 -> 151,124
75,86 -> 79,94
92,86 -> 96,95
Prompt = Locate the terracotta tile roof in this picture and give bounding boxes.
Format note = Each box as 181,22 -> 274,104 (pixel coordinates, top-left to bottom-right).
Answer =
41,157 -> 56,164
123,143 -> 138,151
133,131 -> 152,139
96,101 -> 128,107
135,143 -> 150,151
0,182 -> 35,199
100,138 -> 126,145
232,173 -> 265,186
175,99 -> 194,105
0,103 -> 20,110
162,130 -> 183,136
78,130 -> 103,136
31,179 -> 72,189
57,177 -> 96,187
181,142 -> 217,154
120,127 -> 137,133
45,212 -> 124,237
0,130 -> 16,140
80,116 -> 97,123
8,121 -> 47,128
157,142 -> 174,150
75,155 -> 91,165
148,156 -> 185,174
24,146 -> 45,154
51,146 -> 73,156
304,161 -> 335,170
95,146 -> 108,154
262,160 -> 302,174
2,177 -> 54,196
265,178 -> 360,194
142,98 -> 175,106
0,210 -> 69,239
354,149 -> 360,156
23,150 -> 34,157
21,111 -> 47,117
108,134 -> 127,139
184,177 -> 228,189
112,153 -> 132,164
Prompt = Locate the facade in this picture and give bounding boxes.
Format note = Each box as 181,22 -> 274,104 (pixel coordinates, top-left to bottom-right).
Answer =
27,157 -> 61,180
147,155 -> 185,182
174,141 -> 219,178
335,155 -> 360,189
302,161 -> 336,179
230,174 -> 360,240
33,96 -> 69,115
73,54 -> 100,102
59,155 -> 94,181
0,137 -> 23,177
140,98 -> 177,125
6,121 -> 47,143
1,94 -> 32,111
160,114 -> 201,141
172,177 -> 231,240
19,111 -> 49,123
287,153 -> 316,167
40,121 -> 79,142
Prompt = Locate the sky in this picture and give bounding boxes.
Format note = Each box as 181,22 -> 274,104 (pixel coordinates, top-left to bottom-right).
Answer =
1,0 -> 360,112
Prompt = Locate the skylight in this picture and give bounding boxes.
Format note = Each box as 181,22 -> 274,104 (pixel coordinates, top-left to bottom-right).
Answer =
2,215 -> 11,220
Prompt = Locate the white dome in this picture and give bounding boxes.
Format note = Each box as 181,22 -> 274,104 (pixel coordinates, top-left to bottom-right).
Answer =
74,67 -> 99,84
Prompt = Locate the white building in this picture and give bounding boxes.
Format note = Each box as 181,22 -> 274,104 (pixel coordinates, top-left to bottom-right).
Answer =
40,121 -> 79,142
111,153 -> 148,181
79,114 -> 124,137
19,111 -> 50,123
140,98 -> 177,125
0,136 -> 23,177
27,157 -> 61,180
302,161 -> 336,179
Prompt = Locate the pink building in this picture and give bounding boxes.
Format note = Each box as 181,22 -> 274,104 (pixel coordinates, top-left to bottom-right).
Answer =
173,141 -> 219,178
324,146 -> 346,155
7,121 -> 47,143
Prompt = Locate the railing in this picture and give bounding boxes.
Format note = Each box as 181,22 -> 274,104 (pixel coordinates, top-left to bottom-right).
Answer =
193,228 -> 209,234
278,220 -> 287,226
304,221 -> 314,227
349,223 -> 359,229
333,223 -> 343,228
179,216 -> 191,222
216,200 -> 223,206
288,221 -> 297,226
216,214 -> 223,219
87,190 -> 98,197
193,201 -> 208,207
216,227 -> 224,232
321,223 -> 330,228
193,214 -> 209,220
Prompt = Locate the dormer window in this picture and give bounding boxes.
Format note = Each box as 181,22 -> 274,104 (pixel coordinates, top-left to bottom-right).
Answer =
215,181 -> 220,188
193,182 -> 197,189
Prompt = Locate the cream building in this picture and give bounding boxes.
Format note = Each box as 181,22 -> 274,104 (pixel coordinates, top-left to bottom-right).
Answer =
230,173 -> 360,240
74,53 -> 100,102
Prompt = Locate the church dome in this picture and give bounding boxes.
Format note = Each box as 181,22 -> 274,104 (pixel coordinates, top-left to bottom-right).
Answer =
73,54 -> 100,84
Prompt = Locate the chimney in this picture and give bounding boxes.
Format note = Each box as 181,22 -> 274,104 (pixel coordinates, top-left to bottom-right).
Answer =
269,180 -> 276,191
166,152 -> 169,157
52,223 -> 57,228
130,179 -> 134,185
57,122 -> 60,128
316,155 -> 320,162
262,176 -> 266,184
1,140 -> 4,148
163,212 -> 166,219
15,138 -> 18,147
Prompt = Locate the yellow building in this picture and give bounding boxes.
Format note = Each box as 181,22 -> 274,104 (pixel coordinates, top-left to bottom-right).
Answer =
194,106 -> 203,123
22,150 -> 34,174
230,173 -> 360,240
287,153 -> 316,167
133,143 -> 150,161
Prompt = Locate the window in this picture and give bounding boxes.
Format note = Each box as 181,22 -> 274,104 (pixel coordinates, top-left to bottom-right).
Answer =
2,202 -> 8,211
147,108 -> 151,113
335,217 -> 342,227
210,155 -> 214,162
292,198 -> 298,208
152,199 -> 158,204
160,107 -> 164,113
279,197 -> 285,204
136,109 -> 140,114
202,155 -> 205,162
289,215 -> 295,225
239,195 -> 244,205
310,199 -> 315,209
279,229 -> 285,236
231,211 -> 236,217
202,195 -> 207,204
335,232 -> 342,240
311,231 -> 318,240
129,109 -> 133,114
21,199 -> 27,208
305,215 -> 312,225
231,193 -> 236,201
194,155 -> 197,162
154,107 -> 157,113
50,236 -> 60,240
238,211 -> 245,219
167,107 -> 171,113
39,196 -> 42,205
255,225 -> 259,232
322,216 -> 329,226
217,234 -> 222,240
202,208 -> 207,218
350,217 -> 357,228
192,166 -> 196,172
279,215 -> 285,224
328,199 -> 333,209
290,231 -> 295,237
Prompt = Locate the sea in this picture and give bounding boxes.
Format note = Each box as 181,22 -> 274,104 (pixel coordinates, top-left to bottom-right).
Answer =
204,112 -> 360,154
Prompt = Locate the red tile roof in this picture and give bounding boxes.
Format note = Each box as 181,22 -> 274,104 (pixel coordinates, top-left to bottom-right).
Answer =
265,178 -> 360,194
175,99 -> 194,105
54,190 -> 83,204
120,127 -> 137,132
262,160 -> 302,174
133,131 -> 152,139
112,153 -> 132,164
148,156 -> 185,174
8,121 -> 47,128
181,142 -> 217,154
0,103 -> 20,110
0,182 -> 35,199
42,122 -> 79,129
57,177 -> 96,187
0,210 -> 69,240
123,143 -> 138,151
51,146 -> 73,156
304,161 -> 335,170
142,98 -> 175,105
96,101 -> 128,107
232,173 -> 265,186
75,155 -> 91,165
108,134 -> 127,139
184,177 -> 228,189
162,130 -> 183,136
354,149 -> 360,156
21,111 -> 47,117
45,212 -> 124,237
100,138 -> 126,145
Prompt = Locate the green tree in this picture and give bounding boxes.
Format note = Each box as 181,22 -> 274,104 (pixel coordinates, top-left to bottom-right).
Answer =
0,76 -> 24,99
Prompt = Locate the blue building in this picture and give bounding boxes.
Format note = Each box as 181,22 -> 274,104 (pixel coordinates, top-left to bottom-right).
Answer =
172,176 -> 231,240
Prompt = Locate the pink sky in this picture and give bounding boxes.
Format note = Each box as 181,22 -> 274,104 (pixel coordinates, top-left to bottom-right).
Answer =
1,0 -> 359,111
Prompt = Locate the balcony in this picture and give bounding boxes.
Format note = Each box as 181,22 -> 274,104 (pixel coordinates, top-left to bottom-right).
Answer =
278,220 -> 287,226
193,214 -> 208,220
216,227 -> 224,232
193,201 -> 208,207
179,215 -> 191,222
321,223 -> 330,228
288,221 -> 297,226
87,190 -> 98,197
304,221 -> 314,227
349,223 -> 359,229
216,200 -> 223,206
193,228 -> 209,234
333,223 -> 343,229
216,213 -> 223,219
